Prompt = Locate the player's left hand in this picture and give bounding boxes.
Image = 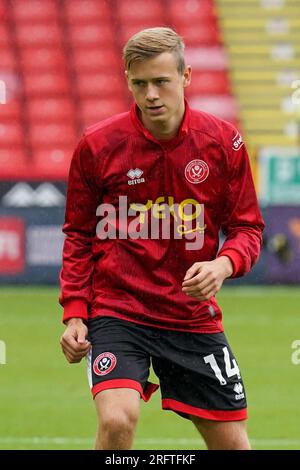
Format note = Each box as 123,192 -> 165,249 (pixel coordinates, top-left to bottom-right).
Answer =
182,256 -> 233,301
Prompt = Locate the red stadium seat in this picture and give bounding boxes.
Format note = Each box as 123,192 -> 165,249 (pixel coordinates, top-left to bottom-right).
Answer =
32,147 -> 73,180
0,148 -> 29,180
0,100 -> 21,121
0,46 -> 17,70
29,123 -> 78,147
0,0 -> 7,21
73,48 -> 120,72
27,98 -> 75,121
185,46 -> 228,70
20,47 -> 67,72
80,98 -> 128,127
187,71 -> 231,95
117,0 -> 164,22
169,0 -> 216,24
23,72 -> 70,96
68,23 -> 115,47
189,95 -> 238,120
76,72 -> 125,98
0,23 -> 10,46
174,22 -> 220,46
0,122 -> 24,146
11,0 -> 59,22
16,22 -> 63,47
64,0 -> 110,24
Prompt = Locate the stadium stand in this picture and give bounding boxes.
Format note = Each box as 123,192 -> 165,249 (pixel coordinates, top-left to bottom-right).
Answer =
0,0 -> 237,180
217,0 -> 300,148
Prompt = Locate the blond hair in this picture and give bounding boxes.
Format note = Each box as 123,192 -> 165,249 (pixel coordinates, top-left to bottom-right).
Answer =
123,27 -> 186,74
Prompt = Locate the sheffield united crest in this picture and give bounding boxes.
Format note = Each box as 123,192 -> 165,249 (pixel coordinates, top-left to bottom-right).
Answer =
93,352 -> 117,376
185,160 -> 209,184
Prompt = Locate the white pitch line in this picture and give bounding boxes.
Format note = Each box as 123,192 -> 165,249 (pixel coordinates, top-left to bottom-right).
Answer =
0,437 -> 299,447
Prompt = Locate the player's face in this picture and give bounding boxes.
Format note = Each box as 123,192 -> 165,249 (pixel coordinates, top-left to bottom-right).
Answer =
126,52 -> 191,131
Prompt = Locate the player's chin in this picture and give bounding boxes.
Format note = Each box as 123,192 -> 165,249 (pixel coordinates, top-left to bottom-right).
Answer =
147,113 -> 167,121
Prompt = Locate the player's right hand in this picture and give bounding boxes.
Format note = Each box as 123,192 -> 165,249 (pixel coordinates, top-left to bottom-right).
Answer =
60,318 -> 91,363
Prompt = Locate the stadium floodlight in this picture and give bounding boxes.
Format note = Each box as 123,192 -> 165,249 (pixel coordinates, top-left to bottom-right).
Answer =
0,79 -> 6,104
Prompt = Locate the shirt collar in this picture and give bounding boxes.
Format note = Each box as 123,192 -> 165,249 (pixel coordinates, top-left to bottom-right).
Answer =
130,98 -> 190,149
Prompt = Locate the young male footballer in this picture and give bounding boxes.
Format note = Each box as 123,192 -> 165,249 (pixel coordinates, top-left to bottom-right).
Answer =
60,27 -> 264,450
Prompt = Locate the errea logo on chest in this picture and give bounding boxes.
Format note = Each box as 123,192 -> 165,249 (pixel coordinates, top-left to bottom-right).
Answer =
127,168 -> 145,185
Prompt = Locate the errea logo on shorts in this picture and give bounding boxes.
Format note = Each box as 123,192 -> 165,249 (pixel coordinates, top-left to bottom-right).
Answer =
93,352 -> 117,376
233,383 -> 245,400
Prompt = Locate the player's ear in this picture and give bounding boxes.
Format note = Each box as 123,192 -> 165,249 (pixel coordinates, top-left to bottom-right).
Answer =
183,65 -> 192,88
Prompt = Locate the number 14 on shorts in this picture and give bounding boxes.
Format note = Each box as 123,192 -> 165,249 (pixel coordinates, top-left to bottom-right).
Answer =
204,346 -> 241,385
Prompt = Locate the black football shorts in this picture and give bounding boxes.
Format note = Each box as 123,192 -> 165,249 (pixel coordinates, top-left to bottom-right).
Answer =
86,316 -> 247,421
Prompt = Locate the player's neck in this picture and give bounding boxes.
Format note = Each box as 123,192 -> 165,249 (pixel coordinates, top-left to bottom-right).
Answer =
141,101 -> 185,141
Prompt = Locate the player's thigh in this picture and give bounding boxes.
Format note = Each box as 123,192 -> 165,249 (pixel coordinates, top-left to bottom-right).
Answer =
94,387 -> 141,427
191,416 -> 250,450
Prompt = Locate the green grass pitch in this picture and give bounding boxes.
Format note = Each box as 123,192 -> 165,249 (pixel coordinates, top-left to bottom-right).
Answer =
0,286 -> 299,450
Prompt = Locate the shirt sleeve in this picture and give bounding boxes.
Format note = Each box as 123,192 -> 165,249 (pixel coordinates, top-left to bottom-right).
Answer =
59,137 -> 101,323
217,129 -> 265,278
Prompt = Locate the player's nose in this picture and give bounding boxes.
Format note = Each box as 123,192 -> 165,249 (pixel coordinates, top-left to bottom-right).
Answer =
145,84 -> 159,101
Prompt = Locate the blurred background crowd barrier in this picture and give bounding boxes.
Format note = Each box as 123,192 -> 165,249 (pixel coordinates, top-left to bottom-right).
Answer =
0,0 -> 299,285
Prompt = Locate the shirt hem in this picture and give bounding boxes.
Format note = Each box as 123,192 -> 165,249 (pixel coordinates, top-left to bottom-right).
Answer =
88,311 -> 224,334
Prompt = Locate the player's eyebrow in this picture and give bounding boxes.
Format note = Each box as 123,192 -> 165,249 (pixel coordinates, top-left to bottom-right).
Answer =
131,76 -> 171,83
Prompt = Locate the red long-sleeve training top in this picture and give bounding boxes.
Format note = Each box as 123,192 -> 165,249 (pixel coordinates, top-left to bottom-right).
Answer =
59,100 -> 264,332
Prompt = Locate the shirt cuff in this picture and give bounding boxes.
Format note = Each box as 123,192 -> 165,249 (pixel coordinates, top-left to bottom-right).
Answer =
217,249 -> 244,278
62,299 -> 88,324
